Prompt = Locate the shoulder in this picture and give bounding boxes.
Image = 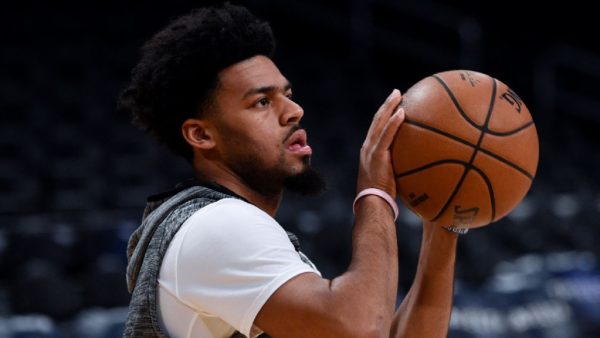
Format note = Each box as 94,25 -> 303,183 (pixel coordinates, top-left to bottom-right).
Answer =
186,197 -> 279,231
196,197 -> 274,219
175,198 -> 291,253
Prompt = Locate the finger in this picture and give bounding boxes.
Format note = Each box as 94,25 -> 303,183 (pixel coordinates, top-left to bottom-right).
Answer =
366,89 -> 402,142
376,106 -> 405,149
373,89 -> 402,126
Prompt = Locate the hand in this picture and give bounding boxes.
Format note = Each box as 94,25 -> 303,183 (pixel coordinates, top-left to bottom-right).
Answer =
357,89 -> 405,197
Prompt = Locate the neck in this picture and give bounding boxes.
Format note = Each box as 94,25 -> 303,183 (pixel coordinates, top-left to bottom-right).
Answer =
194,170 -> 282,217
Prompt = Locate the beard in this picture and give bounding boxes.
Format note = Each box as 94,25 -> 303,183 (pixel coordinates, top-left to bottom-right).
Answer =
218,121 -> 326,198
227,151 -> 326,198
282,159 -> 327,196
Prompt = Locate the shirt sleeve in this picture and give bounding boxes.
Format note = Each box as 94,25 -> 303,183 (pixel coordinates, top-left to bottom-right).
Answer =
163,198 -> 320,337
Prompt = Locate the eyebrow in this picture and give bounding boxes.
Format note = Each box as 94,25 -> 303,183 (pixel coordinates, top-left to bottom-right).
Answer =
242,82 -> 293,99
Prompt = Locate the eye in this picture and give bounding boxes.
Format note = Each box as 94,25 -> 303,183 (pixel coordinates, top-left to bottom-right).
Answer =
255,97 -> 271,108
286,92 -> 293,100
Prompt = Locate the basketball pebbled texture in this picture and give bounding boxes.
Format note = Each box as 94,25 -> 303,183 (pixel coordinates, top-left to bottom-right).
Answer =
391,70 -> 539,229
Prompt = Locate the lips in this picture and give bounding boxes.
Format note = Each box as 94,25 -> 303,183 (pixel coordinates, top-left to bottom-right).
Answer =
285,129 -> 312,155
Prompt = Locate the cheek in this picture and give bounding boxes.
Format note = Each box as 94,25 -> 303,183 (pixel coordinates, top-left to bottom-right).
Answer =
229,128 -> 276,157
251,117 -> 283,149
220,114 -> 283,157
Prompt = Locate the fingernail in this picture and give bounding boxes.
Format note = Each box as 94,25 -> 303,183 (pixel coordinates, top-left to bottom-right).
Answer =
396,107 -> 405,118
387,89 -> 399,101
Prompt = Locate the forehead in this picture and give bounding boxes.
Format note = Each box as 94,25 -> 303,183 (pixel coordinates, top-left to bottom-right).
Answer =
217,55 -> 288,94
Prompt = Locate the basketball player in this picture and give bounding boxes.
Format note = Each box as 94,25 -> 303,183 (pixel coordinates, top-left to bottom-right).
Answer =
120,4 -> 459,338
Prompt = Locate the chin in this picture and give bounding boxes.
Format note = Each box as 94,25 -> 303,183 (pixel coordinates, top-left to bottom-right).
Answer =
283,163 -> 326,196
297,154 -> 311,168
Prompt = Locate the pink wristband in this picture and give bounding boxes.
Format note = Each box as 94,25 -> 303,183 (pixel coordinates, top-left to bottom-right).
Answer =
353,188 -> 399,221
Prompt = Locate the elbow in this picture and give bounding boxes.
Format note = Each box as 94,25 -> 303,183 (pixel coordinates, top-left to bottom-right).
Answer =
350,325 -> 387,338
320,288 -> 391,338
336,316 -> 389,338
362,322 -> 389,338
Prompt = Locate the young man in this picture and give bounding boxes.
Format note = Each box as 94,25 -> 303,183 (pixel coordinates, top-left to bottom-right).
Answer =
120,4 -> 459,338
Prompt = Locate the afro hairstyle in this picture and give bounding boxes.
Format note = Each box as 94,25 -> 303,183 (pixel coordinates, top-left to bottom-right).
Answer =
118,3 -> 275,162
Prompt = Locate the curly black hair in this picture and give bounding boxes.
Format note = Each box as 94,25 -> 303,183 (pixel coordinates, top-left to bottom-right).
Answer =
118,3 -> 275,162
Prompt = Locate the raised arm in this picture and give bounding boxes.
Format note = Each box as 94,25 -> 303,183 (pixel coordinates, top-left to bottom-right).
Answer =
390,221 -> 459,338
255,89 -> 405,338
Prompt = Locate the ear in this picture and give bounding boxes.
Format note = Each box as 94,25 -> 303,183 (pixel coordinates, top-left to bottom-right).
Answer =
181,118 -> 216,150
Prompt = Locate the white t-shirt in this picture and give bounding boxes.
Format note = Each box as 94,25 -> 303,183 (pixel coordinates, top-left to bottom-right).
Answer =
158,198 -> 320,338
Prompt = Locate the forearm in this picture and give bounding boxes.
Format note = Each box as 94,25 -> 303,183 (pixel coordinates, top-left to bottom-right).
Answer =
255,90 -> 404,337
390,222 -> 458,338
328,195 -> 399,335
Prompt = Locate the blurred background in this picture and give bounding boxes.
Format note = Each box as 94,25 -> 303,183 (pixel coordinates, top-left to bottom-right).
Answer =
1,0 -> 599,337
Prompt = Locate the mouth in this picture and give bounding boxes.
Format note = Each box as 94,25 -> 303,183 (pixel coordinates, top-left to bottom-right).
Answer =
285,129 -> 312,155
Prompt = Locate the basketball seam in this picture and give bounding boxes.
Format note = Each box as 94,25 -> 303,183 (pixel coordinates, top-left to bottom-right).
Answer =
432,74 -> 482,131
431,76 -> 497,224
486,121 -> 535,136
432,74 -> 535,137
394,160 -> 496,222
404,119 -> 476,149
403,119 -> 534,180
477,149 -> 534,180
470,165 -> 496,221
396,159 -> 468,179
431,164 -> 470,222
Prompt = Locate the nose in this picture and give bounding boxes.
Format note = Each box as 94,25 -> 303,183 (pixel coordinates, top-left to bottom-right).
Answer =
280,97 -> 304,126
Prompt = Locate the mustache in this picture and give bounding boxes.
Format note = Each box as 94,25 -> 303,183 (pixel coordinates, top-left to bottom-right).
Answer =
282,124 -> 303,144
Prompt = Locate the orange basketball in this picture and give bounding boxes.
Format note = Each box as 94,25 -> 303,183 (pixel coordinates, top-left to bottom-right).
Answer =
391,70 -> 539,229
